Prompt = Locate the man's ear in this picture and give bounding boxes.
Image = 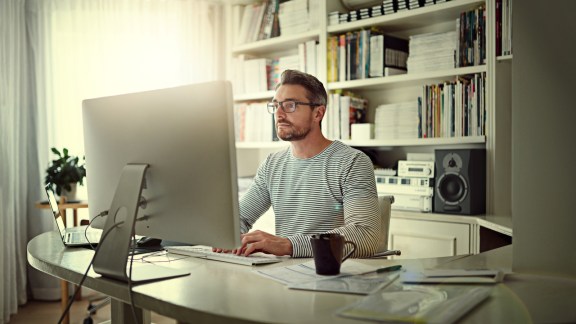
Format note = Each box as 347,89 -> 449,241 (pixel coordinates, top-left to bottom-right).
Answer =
315,105 -> 326,122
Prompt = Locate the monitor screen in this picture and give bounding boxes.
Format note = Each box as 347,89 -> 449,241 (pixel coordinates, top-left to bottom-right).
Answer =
82,81 -> 241,250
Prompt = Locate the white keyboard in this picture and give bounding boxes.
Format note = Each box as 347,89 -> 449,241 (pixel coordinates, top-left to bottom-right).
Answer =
165,246 -> 283,266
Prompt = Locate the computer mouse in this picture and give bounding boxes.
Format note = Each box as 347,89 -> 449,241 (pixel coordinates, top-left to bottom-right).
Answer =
137,237 -> 162,248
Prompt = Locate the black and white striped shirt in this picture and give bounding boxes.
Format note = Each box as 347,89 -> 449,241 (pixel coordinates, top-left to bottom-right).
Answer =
239,141 -> 382,258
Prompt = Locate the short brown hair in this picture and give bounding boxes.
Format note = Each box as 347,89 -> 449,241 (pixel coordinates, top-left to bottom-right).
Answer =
276,70 -> 327,106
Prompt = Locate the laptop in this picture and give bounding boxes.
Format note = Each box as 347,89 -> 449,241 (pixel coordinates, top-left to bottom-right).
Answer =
45,185 -> 102,247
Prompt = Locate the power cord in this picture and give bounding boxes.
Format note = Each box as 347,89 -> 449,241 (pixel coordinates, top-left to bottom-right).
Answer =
84,210 -> 108,250
57,220 -> 124,324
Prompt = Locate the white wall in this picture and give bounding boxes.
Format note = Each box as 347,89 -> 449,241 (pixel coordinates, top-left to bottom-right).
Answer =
512,0 -> 576,276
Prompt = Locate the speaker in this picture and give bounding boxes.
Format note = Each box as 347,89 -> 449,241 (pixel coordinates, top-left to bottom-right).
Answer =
434,149 -> 486,215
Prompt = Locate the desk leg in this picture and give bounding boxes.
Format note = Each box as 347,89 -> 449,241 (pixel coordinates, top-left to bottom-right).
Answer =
60,280 -> 70,324
111,299 -> 151,324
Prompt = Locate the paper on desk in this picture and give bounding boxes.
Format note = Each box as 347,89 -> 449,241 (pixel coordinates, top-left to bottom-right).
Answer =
338,282 -> 493,324
289,271 -> 400,295
255,260 -> 377,285
400,269 -> 505,284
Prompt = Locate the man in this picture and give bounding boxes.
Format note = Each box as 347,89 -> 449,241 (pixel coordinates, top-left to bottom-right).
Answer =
219,69 -> 382,258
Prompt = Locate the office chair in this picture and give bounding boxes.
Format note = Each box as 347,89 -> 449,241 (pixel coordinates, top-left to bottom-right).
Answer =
83,295 -> 110,324
374,195 -> 401,258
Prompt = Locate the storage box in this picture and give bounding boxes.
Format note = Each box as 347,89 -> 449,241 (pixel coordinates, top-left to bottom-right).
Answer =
351,123 -> 374,140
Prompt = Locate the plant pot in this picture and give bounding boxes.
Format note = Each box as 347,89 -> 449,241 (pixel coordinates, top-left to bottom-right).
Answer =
60,183 -> 78,202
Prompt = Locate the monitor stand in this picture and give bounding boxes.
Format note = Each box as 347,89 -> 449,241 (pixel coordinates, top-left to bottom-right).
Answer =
92,164 -> 190,283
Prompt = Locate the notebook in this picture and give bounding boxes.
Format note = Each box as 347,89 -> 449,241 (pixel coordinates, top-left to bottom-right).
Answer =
45,185 -> 101,246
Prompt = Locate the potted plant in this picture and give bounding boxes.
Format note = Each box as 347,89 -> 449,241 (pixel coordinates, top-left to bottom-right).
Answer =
45,147 -> 86,201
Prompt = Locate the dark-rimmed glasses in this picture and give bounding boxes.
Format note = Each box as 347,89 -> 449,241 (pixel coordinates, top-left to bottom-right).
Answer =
266,100 -> 321,114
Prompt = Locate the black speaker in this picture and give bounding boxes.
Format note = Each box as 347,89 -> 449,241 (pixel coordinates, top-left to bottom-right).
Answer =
434,149 -> 486,215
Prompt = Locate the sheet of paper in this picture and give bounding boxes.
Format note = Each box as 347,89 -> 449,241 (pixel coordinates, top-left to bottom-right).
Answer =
255,260 -> 377,285
338,282 -> 493,323
289,272 -> 400,295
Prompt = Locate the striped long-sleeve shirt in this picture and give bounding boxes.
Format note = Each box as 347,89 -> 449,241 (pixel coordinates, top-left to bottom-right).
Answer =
239,141 -> 382,258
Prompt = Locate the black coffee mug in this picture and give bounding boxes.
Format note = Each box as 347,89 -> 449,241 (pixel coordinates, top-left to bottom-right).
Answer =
310,233 -> 357,275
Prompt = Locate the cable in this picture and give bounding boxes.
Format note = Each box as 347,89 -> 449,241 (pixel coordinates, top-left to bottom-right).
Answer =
127,232 -> 139,324
57,220 -> 124,324
84,210 -> 108,250
61,210 -> 152,323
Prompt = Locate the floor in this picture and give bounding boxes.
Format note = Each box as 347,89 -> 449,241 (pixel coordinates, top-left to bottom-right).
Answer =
8,296 -> 175,324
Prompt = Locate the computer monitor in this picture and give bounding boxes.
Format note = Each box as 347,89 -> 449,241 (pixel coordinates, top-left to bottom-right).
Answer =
82,81 -> 241,281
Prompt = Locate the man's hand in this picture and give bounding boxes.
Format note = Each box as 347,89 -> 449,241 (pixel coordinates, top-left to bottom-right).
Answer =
236,230 -> 293,257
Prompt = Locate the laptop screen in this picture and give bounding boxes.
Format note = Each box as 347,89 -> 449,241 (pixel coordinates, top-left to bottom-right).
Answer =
45,186 -> 67,239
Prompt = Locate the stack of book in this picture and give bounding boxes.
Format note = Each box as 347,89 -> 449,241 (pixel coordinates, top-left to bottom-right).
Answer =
496,0 -> 512,56
457,6 -> 486,67
234,102 -> 276,142
233,42 -> 316,95
235,0 -> 280,45
324,92 -> 367,141
327,29 -> 408,82
278,0 -> 311,35
374,102 -> 420,140
418,73 -> 486,139
369,33 -> 409,77
407,31 -> 457,73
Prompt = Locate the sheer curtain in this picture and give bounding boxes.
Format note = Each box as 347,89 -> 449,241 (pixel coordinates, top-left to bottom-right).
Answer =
1,0 -> 35,322
1,0 -> 225,320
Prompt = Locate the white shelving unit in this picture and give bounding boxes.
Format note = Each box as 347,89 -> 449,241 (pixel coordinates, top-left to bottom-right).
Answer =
226,0 -> 512,258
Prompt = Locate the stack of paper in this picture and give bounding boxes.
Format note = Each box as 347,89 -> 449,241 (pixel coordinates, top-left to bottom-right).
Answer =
278,0 -> 309,35
408,31 -> 457,73
339,281 -> 493,323
374,101 -> 419,140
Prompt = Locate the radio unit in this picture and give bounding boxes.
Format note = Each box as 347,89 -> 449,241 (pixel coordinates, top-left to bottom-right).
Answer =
398,160 -> 435,178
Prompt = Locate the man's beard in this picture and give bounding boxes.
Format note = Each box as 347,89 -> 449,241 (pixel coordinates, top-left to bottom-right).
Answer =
276,121 -> 311,141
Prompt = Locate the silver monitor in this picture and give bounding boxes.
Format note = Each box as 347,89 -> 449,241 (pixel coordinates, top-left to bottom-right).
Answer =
82,81 -> 241,252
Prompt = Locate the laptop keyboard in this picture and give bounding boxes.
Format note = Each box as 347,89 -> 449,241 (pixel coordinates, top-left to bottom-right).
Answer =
66,231 -> 99,244
165,246 -> 282,266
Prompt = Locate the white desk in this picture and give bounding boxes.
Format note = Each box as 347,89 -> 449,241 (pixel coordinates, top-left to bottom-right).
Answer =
28,231 -> 576,323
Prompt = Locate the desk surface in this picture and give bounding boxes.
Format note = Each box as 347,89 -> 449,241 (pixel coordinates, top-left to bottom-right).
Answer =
28,231 -> 576,323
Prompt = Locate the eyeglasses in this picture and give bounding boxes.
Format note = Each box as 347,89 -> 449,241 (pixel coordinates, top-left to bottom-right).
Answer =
266,100 -> 321,114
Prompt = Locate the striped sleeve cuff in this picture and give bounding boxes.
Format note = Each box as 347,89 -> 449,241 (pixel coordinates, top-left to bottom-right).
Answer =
287,235 -> 313,258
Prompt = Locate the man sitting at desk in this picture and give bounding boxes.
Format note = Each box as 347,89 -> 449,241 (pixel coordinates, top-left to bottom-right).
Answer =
217,69 -> 382,258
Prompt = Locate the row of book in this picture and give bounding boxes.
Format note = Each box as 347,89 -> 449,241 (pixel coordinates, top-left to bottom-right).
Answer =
327,29 -> 409,82
234,72 -> 484,143
457,6 -> 486,67
234,102 -> 276,143
329,0 -> 453,26
372,73 -> 486,140
418,73 -> 486,138
323,92 -> 368,140
232,41 -> 318,95
496,0 -> 512,56
233,0 -> 319,45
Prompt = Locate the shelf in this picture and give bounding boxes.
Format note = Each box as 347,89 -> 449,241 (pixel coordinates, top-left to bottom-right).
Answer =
234,90 -> 275,102
328,0 -> 485,35
236,141 -> 289,149
497,54 -> 513,61
236,136 -> 485,149
328,65 -> 486,91
232,30 -> 320,56
344,136 -> 485,147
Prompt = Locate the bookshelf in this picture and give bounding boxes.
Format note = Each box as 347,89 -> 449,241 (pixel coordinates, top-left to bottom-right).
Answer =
226,0 -> 513,254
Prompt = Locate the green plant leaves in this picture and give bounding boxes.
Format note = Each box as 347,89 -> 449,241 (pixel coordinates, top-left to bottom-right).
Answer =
45,147 -> 86,195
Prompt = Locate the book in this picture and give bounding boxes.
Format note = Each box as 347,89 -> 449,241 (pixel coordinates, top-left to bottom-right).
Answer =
338,281 -> 493,323
369,32 -> 409,78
